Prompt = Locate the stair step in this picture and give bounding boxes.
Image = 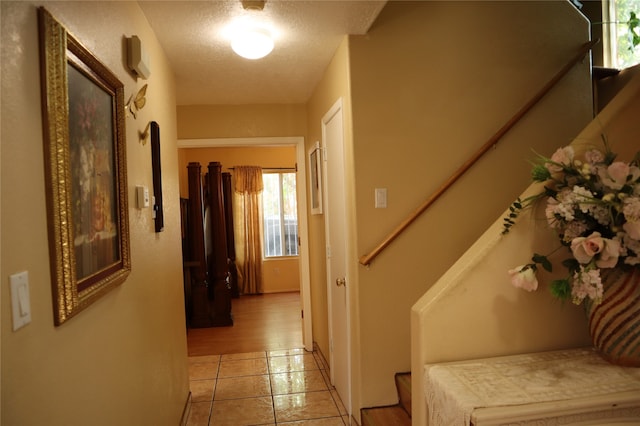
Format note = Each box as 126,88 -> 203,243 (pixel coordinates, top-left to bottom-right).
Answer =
361,405 -> 411,426
361,372 -> 412,425
395,372 -> 412,416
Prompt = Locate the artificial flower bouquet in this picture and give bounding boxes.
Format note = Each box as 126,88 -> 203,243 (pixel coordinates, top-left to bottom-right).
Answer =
503,139 -> 640,305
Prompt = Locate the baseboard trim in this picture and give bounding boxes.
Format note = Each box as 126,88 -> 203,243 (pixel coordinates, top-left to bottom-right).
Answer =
313,342 -> 331,372
261,289 -> 301,294
180,392 -> 192,426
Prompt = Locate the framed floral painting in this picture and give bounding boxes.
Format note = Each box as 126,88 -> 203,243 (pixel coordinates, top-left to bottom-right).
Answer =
38,8 -> 130,325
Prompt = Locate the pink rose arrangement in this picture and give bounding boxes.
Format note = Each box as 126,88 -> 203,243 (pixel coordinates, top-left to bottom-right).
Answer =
503,140 -> 640,305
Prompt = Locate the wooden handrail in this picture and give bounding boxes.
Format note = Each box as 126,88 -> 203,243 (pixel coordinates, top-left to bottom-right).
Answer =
359,40 -> 598,267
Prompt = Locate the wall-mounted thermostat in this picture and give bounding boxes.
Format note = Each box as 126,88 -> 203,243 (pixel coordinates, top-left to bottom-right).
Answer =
136,185 -> 150,209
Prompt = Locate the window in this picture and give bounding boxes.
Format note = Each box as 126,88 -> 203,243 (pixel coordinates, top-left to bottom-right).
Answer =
262,172 -> 298,257
603,0 -> 640,68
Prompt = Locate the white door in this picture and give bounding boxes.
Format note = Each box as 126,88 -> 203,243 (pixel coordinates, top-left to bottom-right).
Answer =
322,99 -> 351,413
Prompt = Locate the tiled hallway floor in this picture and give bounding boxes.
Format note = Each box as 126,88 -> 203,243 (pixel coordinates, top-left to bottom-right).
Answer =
187,347 -> 350,425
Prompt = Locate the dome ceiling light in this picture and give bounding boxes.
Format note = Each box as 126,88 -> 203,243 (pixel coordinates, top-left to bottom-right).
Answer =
231,25 -> 274,59
230,0 -> 274,60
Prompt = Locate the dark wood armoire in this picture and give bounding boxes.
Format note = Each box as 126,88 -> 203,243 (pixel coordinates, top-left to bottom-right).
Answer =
181,161 -> 233,328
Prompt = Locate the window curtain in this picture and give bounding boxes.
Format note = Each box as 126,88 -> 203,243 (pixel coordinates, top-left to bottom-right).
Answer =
233,166 -> 264,295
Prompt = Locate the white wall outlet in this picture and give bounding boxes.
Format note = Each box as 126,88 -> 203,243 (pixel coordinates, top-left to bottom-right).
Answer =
10,271 -> 31,331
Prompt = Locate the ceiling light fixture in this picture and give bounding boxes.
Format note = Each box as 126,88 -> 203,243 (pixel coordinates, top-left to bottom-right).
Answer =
241,0 -> 266,12
229,0 -> 274,60
231,26 -> 274,60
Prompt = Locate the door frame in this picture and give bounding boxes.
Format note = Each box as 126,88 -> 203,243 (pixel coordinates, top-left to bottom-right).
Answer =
321,98 -> 352,413
177,136 -> 313,351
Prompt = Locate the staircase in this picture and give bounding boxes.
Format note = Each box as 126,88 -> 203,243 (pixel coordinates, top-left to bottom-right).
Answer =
361,372 -> 411,426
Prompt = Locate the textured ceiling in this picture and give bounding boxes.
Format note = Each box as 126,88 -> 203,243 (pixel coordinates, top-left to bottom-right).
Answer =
138,0 -> 387,105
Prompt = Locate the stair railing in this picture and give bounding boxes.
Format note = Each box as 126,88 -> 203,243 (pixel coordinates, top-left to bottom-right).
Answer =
359,40 -> 598,267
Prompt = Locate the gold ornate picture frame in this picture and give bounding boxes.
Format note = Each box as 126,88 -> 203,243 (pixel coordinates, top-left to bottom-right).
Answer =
38,8 -> 130,325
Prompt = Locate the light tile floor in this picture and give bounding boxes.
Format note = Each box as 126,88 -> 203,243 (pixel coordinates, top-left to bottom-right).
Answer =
187,348 -> 351,426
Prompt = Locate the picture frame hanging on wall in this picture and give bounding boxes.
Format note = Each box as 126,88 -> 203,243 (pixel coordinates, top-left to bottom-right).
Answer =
38,8 -> 131,325
309,141 -> 323,215
150,121 -> 164,233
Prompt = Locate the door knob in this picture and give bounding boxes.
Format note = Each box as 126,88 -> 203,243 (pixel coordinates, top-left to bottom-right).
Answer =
336,277 -> 346,287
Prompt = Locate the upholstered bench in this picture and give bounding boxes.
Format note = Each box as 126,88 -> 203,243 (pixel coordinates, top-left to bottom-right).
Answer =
424,348 -> 640,425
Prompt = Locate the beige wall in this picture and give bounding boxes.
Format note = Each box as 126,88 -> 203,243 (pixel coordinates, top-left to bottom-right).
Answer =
347,0 -> 592,411
262,258 -> 301,293
178,146 -> 300,293
1,2 -> 188,425
177,104 -> 307,139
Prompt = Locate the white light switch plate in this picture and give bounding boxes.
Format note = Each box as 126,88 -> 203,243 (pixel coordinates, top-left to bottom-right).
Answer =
10,271 -> 31,330
375,188 -> 387,208
136,185 -> 150,209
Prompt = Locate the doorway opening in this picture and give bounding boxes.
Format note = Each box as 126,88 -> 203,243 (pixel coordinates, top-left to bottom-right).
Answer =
178,136 -> 313,355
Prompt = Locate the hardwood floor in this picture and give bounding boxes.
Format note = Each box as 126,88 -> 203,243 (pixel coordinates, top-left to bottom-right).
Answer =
187,292 -> 304,356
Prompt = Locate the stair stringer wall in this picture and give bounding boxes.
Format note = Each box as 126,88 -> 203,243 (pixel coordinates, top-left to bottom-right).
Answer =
411,71 -> 640,426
